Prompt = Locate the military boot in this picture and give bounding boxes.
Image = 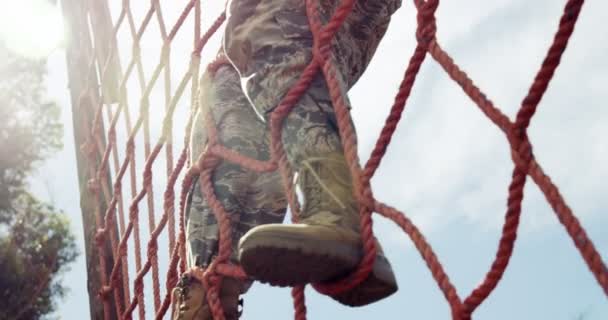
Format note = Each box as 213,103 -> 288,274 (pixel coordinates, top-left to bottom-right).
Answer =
238,152 -> 397,306
171,275 -> 243,320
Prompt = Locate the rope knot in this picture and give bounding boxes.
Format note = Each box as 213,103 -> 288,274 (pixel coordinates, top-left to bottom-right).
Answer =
415,0 -> 439,46
199,153 -> 222,171
95,229 -> 107,248
99,285 -> 112,300
139,97 -> 150,118
108,127 -> 116,142
147,239 -> 159,257
207,55 -> 230,75
129,206 -> 139,221
126,138 -> 136,156
510,139 -> 533,171
162,117 -> 174,139
113,181 -> 122,195
80,141 -> 96,159
87,178 -> 100,193
132,42 -> 141,60
507,126 -> 534,171
161,40 -> 171,61
134,277 -> 144,293
118,239 -> 128,254
313,37 -> 332,65
187,266 -> 207,285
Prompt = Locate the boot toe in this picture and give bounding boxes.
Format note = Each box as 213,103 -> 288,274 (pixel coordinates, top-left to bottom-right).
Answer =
326,253 -> 398,306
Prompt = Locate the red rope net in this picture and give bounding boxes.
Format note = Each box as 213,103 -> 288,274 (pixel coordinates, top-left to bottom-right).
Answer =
69,0 -> 607,319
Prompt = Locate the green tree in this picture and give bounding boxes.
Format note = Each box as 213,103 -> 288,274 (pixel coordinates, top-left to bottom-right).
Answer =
0,42 -> 78,319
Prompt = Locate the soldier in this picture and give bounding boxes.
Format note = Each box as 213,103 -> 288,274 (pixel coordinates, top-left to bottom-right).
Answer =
173,0 -> 402,318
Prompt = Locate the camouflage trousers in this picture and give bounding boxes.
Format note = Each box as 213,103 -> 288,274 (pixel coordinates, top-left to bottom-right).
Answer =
186,65 -> 287,270
185,0 -> 401,291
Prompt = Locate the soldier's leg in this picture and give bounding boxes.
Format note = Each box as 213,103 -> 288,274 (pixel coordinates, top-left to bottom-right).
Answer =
186,66 -> 269,270
175,62 -> 287,320
224,0 -> 402,307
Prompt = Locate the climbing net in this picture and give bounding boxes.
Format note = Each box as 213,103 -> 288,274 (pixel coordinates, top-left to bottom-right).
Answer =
67,0 -> 607,319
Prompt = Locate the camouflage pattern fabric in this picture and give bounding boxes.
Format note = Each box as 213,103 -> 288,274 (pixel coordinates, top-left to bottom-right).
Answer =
185,0 -> 401,289
185,65 -> 287,274
223,0 -> 402,165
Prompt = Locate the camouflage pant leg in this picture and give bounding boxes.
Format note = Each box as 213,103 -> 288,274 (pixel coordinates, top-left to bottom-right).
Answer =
223,0 -> 401,164
185,63 -> 287,277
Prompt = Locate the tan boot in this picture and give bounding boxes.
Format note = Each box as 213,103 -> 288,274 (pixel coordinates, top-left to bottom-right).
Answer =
238,153 -> 397,306
171,275 -> 243,320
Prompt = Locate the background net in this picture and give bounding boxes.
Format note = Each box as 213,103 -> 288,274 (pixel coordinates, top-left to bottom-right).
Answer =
64,0 -> 607,319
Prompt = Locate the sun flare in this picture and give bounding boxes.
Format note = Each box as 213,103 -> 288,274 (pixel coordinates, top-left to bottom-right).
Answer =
0,0 -> 65,59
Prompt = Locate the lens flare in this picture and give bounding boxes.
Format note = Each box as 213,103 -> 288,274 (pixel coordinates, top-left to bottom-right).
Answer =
0,0 -> 65,59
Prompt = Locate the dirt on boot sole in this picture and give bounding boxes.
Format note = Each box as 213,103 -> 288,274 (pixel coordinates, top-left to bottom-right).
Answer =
238,224 -> 397,306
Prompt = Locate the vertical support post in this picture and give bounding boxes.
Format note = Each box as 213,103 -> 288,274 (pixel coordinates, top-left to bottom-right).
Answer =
88,0 -> 121,104
61,0 -> 124,319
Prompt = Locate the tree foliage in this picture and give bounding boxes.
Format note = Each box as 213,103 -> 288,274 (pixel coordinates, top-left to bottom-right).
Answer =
0,44 -> 62,220
0,194 -> 78,320
0,43 -> 78,319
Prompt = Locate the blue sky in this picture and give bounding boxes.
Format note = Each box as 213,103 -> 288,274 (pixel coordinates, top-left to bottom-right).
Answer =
11,0 -> 608,319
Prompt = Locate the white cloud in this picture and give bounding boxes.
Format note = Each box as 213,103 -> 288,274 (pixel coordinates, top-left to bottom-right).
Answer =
351,0 -> 608,240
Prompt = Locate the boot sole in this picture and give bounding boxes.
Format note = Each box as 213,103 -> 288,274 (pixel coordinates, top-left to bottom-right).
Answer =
328,253 -> 398,306
239,227 -> 358,286
238,226 -> 398,306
